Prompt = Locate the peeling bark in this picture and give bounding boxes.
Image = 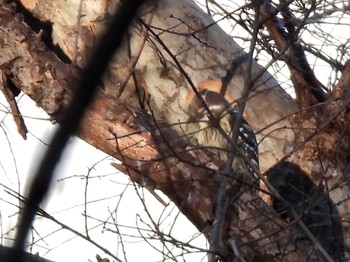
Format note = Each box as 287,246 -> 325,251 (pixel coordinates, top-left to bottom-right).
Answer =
259,1 -> 328,107
78,93 -> 312,260
1,0 -> 349,260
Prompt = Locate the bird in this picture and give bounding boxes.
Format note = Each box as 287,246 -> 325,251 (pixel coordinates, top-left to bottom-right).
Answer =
187,89 -> 259,185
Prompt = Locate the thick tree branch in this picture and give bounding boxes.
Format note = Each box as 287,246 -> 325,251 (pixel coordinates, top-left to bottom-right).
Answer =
0,1 -> 329,260
260,1 -> 328,107
330,59 -> 350,103
79,93 -> 313,260
8,0 -> 147,259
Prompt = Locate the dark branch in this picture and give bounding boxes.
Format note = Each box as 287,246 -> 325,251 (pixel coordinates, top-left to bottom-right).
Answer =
12,0 -> 147,260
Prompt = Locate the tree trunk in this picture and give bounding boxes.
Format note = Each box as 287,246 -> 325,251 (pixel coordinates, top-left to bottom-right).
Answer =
1,0 -> 349,261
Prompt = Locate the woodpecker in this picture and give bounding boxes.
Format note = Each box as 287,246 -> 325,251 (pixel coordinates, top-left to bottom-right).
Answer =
188,89 -> 259,184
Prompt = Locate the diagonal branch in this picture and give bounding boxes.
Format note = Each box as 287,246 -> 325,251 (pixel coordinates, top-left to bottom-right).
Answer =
11,0 -> 148,259
0,1 -> 321,260
259,1 -> 328,107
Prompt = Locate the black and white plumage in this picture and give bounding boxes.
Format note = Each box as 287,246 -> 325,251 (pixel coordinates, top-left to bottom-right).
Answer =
188,89 -> 259,184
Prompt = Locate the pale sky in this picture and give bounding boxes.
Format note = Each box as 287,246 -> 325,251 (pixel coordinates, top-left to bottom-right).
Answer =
0,94 -> 206,261
1,1 -> 348,261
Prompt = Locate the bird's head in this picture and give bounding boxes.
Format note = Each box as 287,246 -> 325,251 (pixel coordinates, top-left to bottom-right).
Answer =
188,89 -> 231,123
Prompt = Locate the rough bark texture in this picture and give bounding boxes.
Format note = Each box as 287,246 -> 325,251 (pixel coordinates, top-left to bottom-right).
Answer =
1,0 -> 349,261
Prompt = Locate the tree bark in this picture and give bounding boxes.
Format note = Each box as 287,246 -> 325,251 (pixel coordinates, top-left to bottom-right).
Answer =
1,0 -> 349,260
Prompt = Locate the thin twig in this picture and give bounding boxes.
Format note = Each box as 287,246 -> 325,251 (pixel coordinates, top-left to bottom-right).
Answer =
12,0 -> 147,260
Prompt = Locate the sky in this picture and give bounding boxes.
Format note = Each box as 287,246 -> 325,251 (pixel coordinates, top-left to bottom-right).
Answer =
1,1 -> 349,261
0,94 -> 207,261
